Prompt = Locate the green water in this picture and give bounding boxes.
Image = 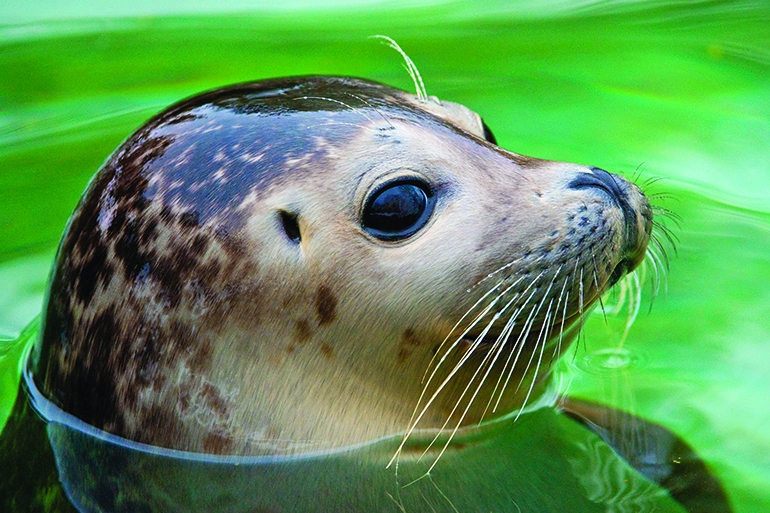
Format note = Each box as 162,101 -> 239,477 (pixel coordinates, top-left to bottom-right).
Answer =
1,1 -> 768,511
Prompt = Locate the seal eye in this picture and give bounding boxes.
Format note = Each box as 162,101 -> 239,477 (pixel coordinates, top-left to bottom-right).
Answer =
363,181 -> 435,241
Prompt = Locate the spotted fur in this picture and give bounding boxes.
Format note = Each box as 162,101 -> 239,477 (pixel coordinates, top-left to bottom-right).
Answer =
33,76 -> 652,456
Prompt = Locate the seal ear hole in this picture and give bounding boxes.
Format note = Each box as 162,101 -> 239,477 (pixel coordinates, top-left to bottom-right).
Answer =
279,211 -> 301,244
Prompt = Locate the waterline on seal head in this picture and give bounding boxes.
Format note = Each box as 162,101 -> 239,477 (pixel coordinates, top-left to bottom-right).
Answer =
21,359 -> 573,512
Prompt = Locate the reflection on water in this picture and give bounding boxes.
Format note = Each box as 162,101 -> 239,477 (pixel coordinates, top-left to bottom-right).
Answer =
1,0 -> 769,510
5,356 -> 688,512
577,347 -> 646,375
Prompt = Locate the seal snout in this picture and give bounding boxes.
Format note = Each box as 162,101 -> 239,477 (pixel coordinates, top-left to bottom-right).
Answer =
568,166 -> 652,288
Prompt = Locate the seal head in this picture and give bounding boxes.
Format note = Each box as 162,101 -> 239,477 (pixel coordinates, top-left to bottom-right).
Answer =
32,76 -> 652,455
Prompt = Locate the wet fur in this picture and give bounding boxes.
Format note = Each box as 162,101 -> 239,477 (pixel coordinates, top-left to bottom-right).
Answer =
33,76 -> 652,456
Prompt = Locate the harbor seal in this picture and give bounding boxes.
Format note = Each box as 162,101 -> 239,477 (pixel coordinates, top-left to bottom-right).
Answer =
30,75 -> 652,457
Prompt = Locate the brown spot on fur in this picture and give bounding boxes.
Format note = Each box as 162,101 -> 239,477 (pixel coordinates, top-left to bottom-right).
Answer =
189,234 -> 210,258
75,243 -> 112,305
202,432 -> 233,454
295,319 -> 312,343
397,328 -> 423,362
320,343 -> 334,358
188,338 -> 213,373
179,210 -> 200,228
215,225 -> 246,257
141,404 -> 183,443
51,305 -> 127,432
403,329 -> 420,346
315,285 -> 337,326
201,383 -> 230,416
150,373 -> 167,391
178,390 -> 190,413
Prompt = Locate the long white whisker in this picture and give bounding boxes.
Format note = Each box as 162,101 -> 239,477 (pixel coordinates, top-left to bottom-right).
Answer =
510,265 -> 562,388
550,273 -> 570,360
556,289 -> 570,360
388,278 -> 526,467
303,121 -> 381,133
482,271 -> 548,411
295,96 -> 375,122
622,269 -> 643,340
422,276 -> 513,383
477,282 -> 546,420
371,35 -> 428,101
342,92 -> 394,128
512,271 -> 561,397
492,274 -> 555,412
417,312 -> 514,466
514,300 -> 552,421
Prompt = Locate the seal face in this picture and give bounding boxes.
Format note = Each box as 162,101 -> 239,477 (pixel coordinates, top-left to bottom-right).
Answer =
32,76 -> 652,455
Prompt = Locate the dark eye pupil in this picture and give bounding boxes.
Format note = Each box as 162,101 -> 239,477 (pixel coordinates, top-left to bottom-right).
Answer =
368,185 -> 425,229
363,182 -> 434,241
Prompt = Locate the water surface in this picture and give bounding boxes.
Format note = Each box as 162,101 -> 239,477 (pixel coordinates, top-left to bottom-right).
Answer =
1,1 -> 768,510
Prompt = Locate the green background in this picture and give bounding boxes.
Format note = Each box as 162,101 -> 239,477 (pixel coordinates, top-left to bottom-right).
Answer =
1,1 -> 768,511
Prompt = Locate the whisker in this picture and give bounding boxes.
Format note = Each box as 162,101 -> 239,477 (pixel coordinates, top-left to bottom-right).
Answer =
371,35 -> 428,101
645,248 -> 662,307
590,254 -> 608,321
555,288 -> 570,361
630,163 -> 646,184
514,300 -> 552,421
428,475 -> 460,513
622,269 -> 643,341
400,257 -> 550,461
649,233 -> 671,269
641,175 -> 666,190
422,276 -> 512,383
388,275 -> 532,467
650,205 -> 683,222
418,326 -> 503,460
484,267 -> 561,414
483,289 -> 539,413
303,121 -> 381,133
645,247 -> 668,311
418,271 -> 555,473
478,314 -> 522,422
652,223 -> 680,257
493,273 -> 557,411
342,92 -> 394,128
548,274 -> 571,365
471,255 -> 528,289
647,193 -> 679,201
294,96 -> 375,123
572,261 -> 586,360
514,299 -> 553,398
413,274 -> 546,468
418,308 -> 516,469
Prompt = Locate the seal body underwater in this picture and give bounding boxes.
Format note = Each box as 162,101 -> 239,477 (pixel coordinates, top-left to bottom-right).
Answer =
0,76 -> 732,512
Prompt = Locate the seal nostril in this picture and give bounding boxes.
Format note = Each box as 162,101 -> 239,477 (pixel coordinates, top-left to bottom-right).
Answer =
568,167 -> 625,207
